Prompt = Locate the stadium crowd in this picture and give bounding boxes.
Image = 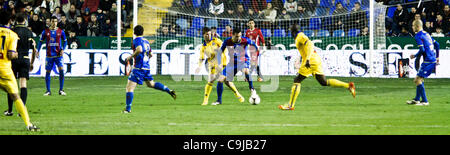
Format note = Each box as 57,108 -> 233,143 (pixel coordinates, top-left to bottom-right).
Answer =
161,0 -> 450,38
0,0 -> 135,38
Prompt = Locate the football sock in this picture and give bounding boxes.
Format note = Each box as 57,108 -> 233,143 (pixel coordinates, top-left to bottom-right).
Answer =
154,82 -> 171,93
327,79 -> 349,88
203,82 -> 213,103
125,92 -> 133,111
414,84 -> 422,101
225,81 -> 241,98
256,66 -> 262,77
245,74 -> 254,90
59,70 -> 64,91
14,99 -> 31,127
420,83 -> 428,102
289,83 -> 301,108
45,72 -> 51,92
20,88 -> 27,105
7,95 -> 12,112
217,82 -> 223,103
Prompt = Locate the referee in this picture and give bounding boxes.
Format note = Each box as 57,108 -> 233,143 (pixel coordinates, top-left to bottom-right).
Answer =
4,15 -> 37,116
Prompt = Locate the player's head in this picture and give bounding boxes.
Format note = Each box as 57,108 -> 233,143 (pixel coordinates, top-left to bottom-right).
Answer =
50,16 -> 58,29
0,10 -> 12,26
16,15 -> 26,25
412,19 -> 423,33
290,24 -> 300,38
202,27 -> 212,42
231,28 -> 242,43
248,19 -> 255,29
134,25 -> 144,36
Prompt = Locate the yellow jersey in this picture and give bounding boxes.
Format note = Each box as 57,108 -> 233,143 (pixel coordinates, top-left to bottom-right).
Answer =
0,27 -> 19,69
199,37 -> 226,67
295,32 -> 318,63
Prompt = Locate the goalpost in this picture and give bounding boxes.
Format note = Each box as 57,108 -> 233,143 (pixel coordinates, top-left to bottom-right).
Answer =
126,0 -> 389,78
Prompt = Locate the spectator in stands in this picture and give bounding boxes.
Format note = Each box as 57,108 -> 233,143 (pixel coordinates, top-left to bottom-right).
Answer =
45,18 -> 51,28
29,14 -> 45,36
101,18 -> 114,36
82,7 -> 91,23
360,26 -> 368,36
260,2 -> 277,22
82,0 -> 100,14
159,25 -> 174,37
408,13 -> 423,33
408,7 -> 418,24
108,2 -> 118,24
222,7 -> 236,18
99,0 -> 113,13
208,0 -> 224,17
398,26 -> 413,37
52,7 -> 63,21
39,6 -> 51,21
24,5 -> 33,19
349,2 -> 367,30
278,8 -> 291,34
434,14 -> 447,34
58,14 -> 72,32
67,30 -> 81,49
333,2 -> 348,15
75,0 -> 85,10
96,8 -> 106,25
443,5 -> 450,20
432,27 -> 445,37
87,13 -> 101,36
424,21 -> 434,33
73,15 -> 87,36
222,25 -> 232,37
298,0 -> 316,15
393,4 -> 409,34
235,4 -> 246,19
284,0 -> 297,13
170,23 -> 181,36
246,8 -> 259,19
66,4 -> 81,24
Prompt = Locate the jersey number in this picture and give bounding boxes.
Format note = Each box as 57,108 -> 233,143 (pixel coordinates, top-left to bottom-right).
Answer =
1,35 -> 5,50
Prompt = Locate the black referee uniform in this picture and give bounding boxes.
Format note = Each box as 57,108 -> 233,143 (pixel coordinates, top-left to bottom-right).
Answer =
5,24 -> 33,114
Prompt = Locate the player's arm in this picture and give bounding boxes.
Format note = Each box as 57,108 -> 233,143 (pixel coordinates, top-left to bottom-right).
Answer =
60,30 -> 67,56
127,45 -> 142,62
218,39 -> 227,67
36,30 -> 45,53
433,39 -> 440,64
7,34 -> 18,59
196,45 -> 206,73
297,34 -> 313,68
411,36 -> 424,59
30,38 -> 38,70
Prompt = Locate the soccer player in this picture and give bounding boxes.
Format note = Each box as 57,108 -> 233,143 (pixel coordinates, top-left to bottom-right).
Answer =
196,27 -> 228,105
0,10 -> 39,131
37,16 -> 67,96
212,28 -> 259,105
123,25 -> 176,113
245,19 -> 265,82
406,19 -> 440,106
278,24 -> 356,110
4,15 -> 38,116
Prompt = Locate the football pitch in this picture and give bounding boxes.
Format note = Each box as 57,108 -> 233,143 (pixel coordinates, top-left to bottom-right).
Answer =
0,75 -> 449,135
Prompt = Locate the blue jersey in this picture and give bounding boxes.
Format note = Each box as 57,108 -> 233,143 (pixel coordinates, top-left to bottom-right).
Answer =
38,28 -> 67,57
132,37 -> 151,69
219,37 -> 258,65
414,30 -> 437,63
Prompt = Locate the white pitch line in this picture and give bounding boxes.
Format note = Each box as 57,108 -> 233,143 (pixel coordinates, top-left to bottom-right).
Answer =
167,123 -> 449,129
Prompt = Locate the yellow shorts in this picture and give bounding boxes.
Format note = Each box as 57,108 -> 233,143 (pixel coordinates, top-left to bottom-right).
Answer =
0,68 -> 19,94
208,63 -> 226,75
298,54 -> 324,77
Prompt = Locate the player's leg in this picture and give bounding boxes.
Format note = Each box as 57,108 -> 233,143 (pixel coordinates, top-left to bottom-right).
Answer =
224,80 -> 244,103
202,67 -> 218,105
56,57 -> 66,95
5,61 -> 17,116
1,78 -> 38,131
256,50 -> 263,81
19,58 -> 30,104
242,67 -> 259,98
315,74 -> 356,98
279,74 -> 307,110
407,63 -> 434,105
124,80 -> 137,113
144,72 -> 176,99
213,74 -> 226,105
44,58 -> 54,95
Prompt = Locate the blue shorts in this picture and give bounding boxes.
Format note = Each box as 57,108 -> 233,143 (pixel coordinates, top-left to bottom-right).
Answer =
222,61 -> 250,79
417,62 -> 436,78
45,57 -> 64,71
128,69 -> 154,85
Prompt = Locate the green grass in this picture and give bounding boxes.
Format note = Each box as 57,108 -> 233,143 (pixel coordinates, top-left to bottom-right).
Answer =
0,76 -> 449,135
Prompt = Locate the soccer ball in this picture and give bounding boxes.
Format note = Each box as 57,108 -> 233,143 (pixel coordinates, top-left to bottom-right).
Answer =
249,94 -> 261,105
